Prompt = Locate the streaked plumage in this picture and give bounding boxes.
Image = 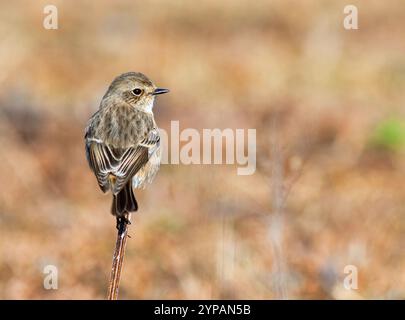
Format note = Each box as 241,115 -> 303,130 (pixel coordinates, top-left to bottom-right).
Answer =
84,72 -> 168,226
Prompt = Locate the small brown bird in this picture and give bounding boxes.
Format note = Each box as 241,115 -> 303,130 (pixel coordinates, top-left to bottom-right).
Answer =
85,72 -> 169,227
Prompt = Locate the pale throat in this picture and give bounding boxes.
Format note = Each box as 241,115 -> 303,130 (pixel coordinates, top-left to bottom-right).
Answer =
137,98 -> 155,113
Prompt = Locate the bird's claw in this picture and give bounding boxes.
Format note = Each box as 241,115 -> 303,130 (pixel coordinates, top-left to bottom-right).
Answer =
116,215 -> 131,231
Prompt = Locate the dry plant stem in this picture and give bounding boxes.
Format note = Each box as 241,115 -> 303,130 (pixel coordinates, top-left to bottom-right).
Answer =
107,214 -> 131,300
269,118 -> 288,299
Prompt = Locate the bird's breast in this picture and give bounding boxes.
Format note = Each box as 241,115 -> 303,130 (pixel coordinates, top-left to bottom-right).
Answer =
96,106 -> 154,148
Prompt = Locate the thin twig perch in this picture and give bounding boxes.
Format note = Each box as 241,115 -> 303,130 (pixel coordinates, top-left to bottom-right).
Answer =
107,214 -> 131,300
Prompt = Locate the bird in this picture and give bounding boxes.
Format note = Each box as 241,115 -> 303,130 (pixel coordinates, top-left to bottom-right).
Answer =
84,72 -> 169,228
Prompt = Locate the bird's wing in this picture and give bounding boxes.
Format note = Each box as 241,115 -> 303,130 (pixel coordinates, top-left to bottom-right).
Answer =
112,128 -> 160,194
85,122 -> 160,195
85,139 -> 120,192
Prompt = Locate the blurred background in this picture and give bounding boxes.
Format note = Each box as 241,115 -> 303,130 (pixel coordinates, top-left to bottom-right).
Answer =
0,0 -> 404,299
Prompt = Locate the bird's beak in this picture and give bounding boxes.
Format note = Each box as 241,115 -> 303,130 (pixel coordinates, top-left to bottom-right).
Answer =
152,88 -> 170,95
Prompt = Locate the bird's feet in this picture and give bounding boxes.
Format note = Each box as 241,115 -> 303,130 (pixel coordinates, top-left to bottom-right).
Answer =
116,214 -> 132,231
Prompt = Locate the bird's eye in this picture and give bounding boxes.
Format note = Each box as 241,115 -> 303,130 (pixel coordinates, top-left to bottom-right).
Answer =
131,88 -> 143,96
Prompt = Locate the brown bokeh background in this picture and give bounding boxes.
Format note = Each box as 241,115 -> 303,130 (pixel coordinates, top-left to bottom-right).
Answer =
0,0 -> 404,299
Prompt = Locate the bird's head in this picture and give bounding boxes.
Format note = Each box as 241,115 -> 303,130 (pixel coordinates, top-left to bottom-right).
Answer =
102,72 -> 169,112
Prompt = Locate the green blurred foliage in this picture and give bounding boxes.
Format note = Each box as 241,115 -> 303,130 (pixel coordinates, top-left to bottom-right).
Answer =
370,118 -> 405,152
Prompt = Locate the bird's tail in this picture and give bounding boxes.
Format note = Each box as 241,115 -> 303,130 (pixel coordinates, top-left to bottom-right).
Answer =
111,182 -> 138,217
